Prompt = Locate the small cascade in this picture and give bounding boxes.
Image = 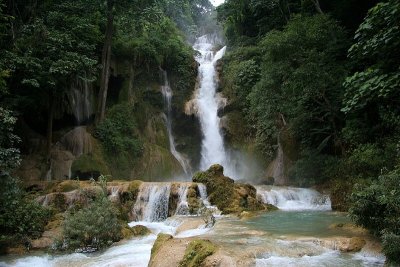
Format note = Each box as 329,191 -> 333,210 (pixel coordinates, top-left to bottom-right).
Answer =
256,185 -> 331,211
161,70 -> 192,176
108,186 -> 120,202
175,184 -> 189,215
198,183 -> 211,207
193,34 -> 238,178
68,77 -> 94,125
132,183 -> 171,222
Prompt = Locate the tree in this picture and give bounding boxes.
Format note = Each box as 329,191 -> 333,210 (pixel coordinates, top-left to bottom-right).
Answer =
96,0 -> 114,124
342,0 -> 400,136
248,15 -> 348,156
11,1 -> 101,157
350,168 -> 400,264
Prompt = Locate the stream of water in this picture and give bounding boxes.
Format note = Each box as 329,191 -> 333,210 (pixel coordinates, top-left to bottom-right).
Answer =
0,184 -> 385,267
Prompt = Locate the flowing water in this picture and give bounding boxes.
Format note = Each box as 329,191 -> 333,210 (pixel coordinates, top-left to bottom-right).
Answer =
161,71 -> 192,176
0,185 -> 385,267
68,77 -> 94,126
256,185 -> 331,211
132,183 -> 171,222
193,35 -> 235,176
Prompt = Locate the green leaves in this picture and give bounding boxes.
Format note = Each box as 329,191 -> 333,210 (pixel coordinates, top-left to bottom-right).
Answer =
343,0 -> 400,126
349,168 -> 400,263
63,195 -> 122,250
247,15 -> 347,155
95,103 -> 143,156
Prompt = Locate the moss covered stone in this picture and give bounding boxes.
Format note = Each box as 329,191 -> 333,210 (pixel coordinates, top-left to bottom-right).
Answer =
179,239 -> 216,267
121,224 -> 150,239
193,164 -> 266,214
149,233 -> 173,265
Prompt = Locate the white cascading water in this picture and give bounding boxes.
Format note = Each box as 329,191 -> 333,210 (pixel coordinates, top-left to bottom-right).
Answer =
193,35 -> 235,176
256,185 -> 331,211
132,183 -> 171,222
198,183 -> 211,207
175,184 -> 189,215
161,70 -> 192,176
68,77 -> 94,125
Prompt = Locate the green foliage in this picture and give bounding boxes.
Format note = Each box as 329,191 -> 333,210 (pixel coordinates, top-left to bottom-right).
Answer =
0,107 -> 21,171
0,173 -> 51,244
95,103 -> 143,156
179,239 -> 216,267
382,232 -> 400,264
343,0 -> 400,133
13,1 -> 101,89
63,194 -> 122,250
349,168 -> 400,263
247,15 -> 348,156
289,151 -> 339,186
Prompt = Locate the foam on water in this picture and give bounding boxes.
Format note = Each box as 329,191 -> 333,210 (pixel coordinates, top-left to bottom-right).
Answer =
256,185 -> 331,211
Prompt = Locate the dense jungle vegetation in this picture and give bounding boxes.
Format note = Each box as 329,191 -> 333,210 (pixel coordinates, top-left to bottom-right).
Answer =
217,0 -> 399,262
0,0 -> 399,263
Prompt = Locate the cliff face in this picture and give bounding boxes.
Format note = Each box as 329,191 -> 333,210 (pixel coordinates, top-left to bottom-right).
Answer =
15,57 -> 200,183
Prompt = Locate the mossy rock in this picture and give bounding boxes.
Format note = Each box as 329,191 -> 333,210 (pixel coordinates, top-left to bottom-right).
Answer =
149,233 -> 173,264
179,239 -> 216,267
54,180 -> 80,192
128,180 -> 142,198
187,185 -> 201,214
135,143 -> 183,181
193,164 -> 266,214
71,137 -> 109,179
131,225 -> 151,236
121,224 -> 150,239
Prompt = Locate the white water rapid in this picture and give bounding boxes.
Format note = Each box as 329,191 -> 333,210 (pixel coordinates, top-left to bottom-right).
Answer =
132,183 -> 171,222
193,35 -> 236,176
256,185 -> 331,211
161,70 -> 192,176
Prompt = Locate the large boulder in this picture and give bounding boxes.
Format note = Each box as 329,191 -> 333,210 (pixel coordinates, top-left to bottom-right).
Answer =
193,164 -> 270,214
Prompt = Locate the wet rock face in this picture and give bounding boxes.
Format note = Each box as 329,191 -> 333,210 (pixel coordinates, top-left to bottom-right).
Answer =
193,164 -> 268,214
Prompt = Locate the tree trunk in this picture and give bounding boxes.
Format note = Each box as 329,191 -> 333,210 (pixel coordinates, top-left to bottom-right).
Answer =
96,0 -> 114,125
128,64 -> 135,103
46,91 -> 54,159
312,0 -> 323,14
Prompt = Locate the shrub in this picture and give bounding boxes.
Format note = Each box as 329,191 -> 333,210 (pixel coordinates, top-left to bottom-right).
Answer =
349,168 -> 400,263
95,103 -> 143,156
63,195 -> 122,250
0,173 -> 51,247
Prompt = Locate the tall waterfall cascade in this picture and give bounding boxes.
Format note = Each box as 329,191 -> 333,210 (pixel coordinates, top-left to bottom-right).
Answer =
256,185 -> 331,211
161,71 -> 192,176
193,35 -> 237,177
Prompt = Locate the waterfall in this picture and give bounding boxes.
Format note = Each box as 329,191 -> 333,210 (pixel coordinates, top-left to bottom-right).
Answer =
256,185 -> 331,211
175,184 -> 189,215
194,35 -> 236,177
132,183 -> 171,222
198,183 -> 211,207
108,186 -> 120,202
161,70 -> 192,176
68,77 -> 94,125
